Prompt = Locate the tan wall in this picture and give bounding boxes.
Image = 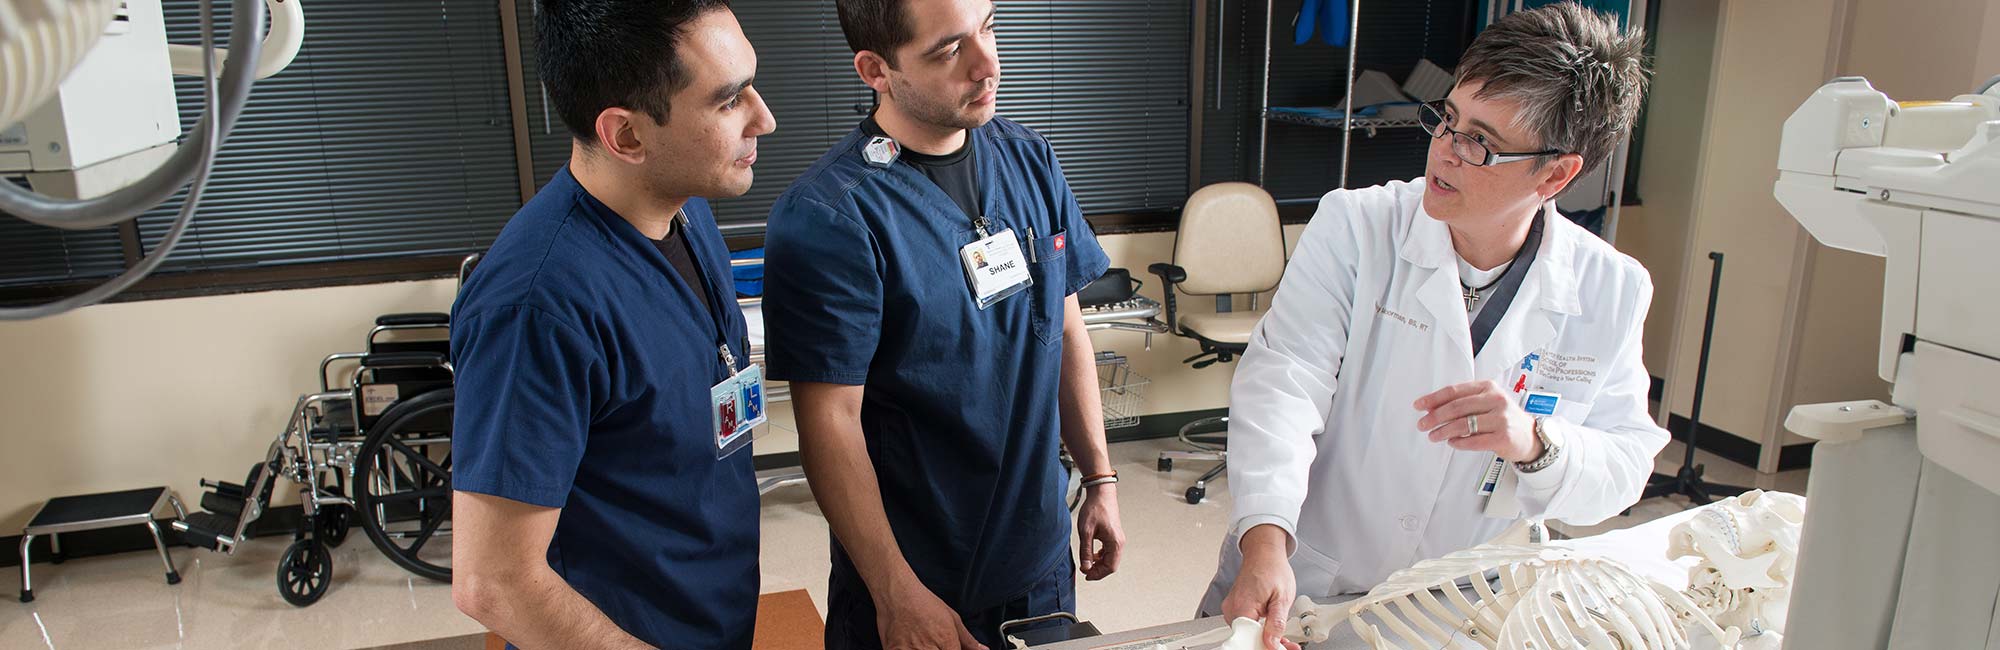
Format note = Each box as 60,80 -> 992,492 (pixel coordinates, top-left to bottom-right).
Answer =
0,226 -> 1308,532
1615,0 -> 1723,384
1661,0 -> 1846,456
1984,3 -> 2000,81
1786,248 -> 1890,413
0,280 -> 460,532
1841,0 -> 1999,100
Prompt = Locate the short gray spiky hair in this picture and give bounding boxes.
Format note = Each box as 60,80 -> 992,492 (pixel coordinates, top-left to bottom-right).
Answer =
1457,2 -> 1650,179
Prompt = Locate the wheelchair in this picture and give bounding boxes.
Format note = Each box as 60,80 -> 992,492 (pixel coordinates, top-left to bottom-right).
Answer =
172,255 -> 476,606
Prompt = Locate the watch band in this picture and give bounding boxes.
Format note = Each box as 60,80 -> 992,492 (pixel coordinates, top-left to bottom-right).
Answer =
1515,417 -> 1562,473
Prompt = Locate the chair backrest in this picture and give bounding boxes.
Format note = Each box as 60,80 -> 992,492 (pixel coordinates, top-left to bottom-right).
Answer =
1173,182 -> 1285,296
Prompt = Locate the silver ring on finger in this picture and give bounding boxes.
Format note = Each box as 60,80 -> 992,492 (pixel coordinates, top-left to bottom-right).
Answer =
1467,414 -> 1479,436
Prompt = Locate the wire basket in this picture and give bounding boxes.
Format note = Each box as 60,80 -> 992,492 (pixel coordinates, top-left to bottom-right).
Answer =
1096,352 -> 1149,430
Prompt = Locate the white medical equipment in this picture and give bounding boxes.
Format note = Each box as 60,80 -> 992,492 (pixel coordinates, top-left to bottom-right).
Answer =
0,0 -> 305,319
1773,75 -> 2000,650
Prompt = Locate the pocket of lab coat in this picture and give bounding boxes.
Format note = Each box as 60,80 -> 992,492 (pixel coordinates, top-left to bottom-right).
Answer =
1290,541 -> 1345,598
1553,399 -> 1593,426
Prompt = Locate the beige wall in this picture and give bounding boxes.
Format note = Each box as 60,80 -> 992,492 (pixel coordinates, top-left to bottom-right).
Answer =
1615,0 -> 1722,384
0,226 -> 1305,532
1984,3 -> 2000,80
0,280 -> 460,532
1841,0 -> 1999,100
1659,0 -> 1847,458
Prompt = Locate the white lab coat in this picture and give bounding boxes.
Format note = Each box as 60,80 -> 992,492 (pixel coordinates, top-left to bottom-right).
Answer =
1200,179 -> 1668,612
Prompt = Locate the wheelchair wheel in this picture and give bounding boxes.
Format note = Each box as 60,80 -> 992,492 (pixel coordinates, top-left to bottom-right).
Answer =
278,538 -> 332,607
354,389 -> 453,582
316,504 -> 351,548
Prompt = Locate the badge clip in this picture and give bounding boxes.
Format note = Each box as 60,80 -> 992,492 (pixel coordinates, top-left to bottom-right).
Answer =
863,136 -> 901,167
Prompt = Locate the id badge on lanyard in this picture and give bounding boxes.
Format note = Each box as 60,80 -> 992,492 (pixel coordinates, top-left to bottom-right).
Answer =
676,206 -> 763,460
1480,351 -> 1559,518
960,228 -> 1033,309
711,343 -> 767,460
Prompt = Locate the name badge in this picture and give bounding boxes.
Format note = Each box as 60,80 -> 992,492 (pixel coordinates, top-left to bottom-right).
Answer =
959,228 -> 1033,309
1523,391 -> 1561,416
711,363 -> 768,459
1478,456 -> 1506,496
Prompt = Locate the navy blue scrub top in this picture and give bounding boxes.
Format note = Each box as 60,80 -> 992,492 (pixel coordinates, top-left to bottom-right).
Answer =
762,117 -> 1110,612
450,167 -> 757,650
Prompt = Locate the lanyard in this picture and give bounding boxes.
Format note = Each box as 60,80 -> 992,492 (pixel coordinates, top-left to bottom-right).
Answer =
1467,210 -> 1545,356
967,137 -> 990,238
670,209 -> 739,377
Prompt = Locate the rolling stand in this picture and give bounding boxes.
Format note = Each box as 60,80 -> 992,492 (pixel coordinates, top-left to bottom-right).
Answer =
1644,252 -> 1749,506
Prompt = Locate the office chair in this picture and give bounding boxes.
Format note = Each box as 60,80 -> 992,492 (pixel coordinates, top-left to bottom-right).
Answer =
1149,182 -> 1286,504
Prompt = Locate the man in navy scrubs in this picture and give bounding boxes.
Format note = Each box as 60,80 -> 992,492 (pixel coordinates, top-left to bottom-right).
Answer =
763,1 -> 1125,648
448,1 -> 776,648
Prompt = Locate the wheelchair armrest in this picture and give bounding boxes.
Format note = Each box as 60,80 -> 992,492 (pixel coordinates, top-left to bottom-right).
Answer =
360,352 -> 449,370
376,312 -> 449,327
1147,263 -> 1187,332
320,352 -> 366,391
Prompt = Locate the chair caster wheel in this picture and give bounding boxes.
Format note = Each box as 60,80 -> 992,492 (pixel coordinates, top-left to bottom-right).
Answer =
1158,458 -> 1173,472
1185,486 -> 1206,504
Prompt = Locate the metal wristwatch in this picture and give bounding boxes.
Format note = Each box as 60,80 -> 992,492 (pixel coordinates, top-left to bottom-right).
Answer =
1515,417 -> 1563,473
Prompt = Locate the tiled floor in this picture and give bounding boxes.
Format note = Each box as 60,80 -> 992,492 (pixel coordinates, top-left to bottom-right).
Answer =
2,430 -> 1805,649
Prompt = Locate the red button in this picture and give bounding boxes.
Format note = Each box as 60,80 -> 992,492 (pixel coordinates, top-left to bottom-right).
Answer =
1054,234 -> 1066,251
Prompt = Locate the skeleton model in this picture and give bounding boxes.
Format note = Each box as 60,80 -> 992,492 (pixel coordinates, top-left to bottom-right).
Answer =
1152,493 -> 1810,650
1665,491 -> 1806,649
1160,546 -> 1744,650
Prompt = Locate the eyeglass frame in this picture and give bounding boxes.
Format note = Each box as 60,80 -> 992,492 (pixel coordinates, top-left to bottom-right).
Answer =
1417,100 -> 1565,167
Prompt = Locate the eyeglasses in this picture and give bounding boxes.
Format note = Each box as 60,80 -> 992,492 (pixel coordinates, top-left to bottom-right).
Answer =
1417,100 -> 1564,167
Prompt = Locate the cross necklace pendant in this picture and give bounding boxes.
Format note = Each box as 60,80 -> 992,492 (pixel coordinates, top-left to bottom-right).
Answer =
1461,272 -> 1507,311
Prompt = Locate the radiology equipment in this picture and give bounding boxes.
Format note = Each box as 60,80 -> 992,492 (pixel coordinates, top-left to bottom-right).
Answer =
1772,75 -> 2000,650
0,0 -> 304,319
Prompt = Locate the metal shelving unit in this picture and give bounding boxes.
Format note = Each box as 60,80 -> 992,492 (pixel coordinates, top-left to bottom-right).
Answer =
1248,0 -> 1424,190
1261,108 -> 1421,135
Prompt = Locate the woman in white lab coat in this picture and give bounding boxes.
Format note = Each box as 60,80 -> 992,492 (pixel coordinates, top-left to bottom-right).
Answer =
1203,5 -> 1668,649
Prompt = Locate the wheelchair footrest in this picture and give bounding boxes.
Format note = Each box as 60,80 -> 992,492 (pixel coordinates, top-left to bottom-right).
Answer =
200,491 -> 245,517
173,511 -> 241,551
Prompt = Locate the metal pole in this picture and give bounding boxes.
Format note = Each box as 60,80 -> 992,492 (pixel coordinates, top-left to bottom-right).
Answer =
1256,0 -> 1274,186
1339,0 -> 1361,189
1683,252 -> 1725,470
1215,0 -> 1227,111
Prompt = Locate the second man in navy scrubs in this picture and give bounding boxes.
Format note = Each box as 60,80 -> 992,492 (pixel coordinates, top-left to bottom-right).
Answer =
764,0 -> 1126,648
449,1 -> 777,648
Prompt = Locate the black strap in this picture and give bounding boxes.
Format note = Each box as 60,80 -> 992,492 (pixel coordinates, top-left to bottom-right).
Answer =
1468,211 -> 1546,356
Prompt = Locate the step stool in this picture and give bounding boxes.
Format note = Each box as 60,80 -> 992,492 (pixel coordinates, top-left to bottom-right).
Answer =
18,487 -> 186,603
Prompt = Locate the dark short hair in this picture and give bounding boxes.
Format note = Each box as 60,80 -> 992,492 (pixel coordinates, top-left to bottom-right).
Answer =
536,0 -> 733,144
835,0 -> 915,66
1456,1 -> 1650,177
